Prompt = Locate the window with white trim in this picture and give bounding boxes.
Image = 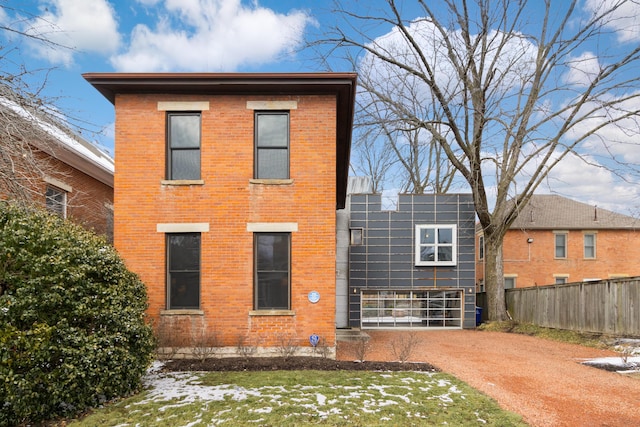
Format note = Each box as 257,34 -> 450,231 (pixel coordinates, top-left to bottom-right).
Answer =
504,276 -> 516,289
415,224 -> 457,266
45,186 -> 66,218
584,233 -> 596,259
554,232 -> 567,258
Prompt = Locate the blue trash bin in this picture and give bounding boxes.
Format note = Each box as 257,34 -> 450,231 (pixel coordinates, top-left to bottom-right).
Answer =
475,306 -> 482,326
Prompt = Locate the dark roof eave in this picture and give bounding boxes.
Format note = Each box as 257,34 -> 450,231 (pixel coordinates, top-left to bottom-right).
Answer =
83,72 -> 357,209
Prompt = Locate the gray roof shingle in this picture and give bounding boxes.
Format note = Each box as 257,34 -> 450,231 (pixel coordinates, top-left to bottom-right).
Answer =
509,195 -> 640,230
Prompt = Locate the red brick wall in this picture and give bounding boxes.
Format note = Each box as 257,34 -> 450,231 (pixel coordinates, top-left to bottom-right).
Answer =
476,228 -> 640,287
0,148 -> 113,237
114,93 -> 338,349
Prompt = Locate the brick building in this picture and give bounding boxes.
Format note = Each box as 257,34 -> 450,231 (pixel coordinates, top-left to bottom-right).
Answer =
84,72 -> 357,357
476,194 -> 640,289
0,95 -> 114,238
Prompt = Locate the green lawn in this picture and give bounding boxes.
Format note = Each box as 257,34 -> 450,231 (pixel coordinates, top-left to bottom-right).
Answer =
69,365 -> 527,426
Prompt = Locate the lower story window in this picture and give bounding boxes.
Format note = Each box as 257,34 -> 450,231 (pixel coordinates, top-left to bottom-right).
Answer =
255,232 -> 290,310
167,233 -> 200,309
504,276 -> 516,289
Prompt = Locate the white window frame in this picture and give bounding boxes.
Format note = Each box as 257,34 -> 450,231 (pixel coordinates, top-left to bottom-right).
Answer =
415,224 -> 457,267
554,232 -> 567,259
584,232 -> 596,259
504,276 -> 517,289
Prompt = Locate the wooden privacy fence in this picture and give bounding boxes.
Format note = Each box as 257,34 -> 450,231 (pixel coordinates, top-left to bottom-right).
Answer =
504,278 -> 640,336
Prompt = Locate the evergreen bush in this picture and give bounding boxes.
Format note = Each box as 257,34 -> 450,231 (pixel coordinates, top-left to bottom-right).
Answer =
0,203 -> 155,425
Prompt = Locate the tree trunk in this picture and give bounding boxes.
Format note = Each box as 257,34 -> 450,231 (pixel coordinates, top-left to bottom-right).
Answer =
483,230 -> 508,321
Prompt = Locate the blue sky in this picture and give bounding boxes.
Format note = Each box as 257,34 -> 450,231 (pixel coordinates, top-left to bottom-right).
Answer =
2,0 -> 640,214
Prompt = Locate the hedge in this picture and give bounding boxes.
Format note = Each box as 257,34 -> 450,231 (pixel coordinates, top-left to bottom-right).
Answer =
0,203 -> 155,425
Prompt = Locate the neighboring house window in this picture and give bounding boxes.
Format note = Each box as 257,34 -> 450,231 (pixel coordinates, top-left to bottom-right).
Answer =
504,276 -> 516,289
255,112 -> 289,179
167,112 -> 201,180
554,232 -> 567,258
45,186 -> 66,218
554,276 -> 568,285
415,224 -> 457,266
478,235 -> 484,260
255,232 -> 290,310
167,233 -> 200,309
584,233 -> 596,259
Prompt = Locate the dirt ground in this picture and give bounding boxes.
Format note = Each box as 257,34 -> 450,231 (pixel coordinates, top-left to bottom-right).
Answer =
165,329 -> 640,426
337,330 -> 640,427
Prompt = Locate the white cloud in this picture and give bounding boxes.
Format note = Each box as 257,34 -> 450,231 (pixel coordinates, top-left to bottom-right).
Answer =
563,52 -> 601,86
584,0 -> 640,42
110,0 -> 313,72
24,0 -> 120,66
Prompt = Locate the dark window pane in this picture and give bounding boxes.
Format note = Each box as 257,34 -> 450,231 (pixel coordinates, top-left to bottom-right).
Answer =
257,148 -> 288,179
438,247 -> 453,261
167,233 -> 200,309
255,233 -> 290,310
420,246 -> 435,262
170,115 -> 200,148
45,187 -> 65,217
171,150 -> 201,180
169,234 -> 200,270
169,272 -> 199,309
420,228 -> 434,244
438,228 -> 452,243
256,272 -> 289,309
257,114 -> 288,147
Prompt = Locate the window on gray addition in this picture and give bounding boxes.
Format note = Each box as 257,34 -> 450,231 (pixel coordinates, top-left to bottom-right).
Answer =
45,186 -> 66,218
554,233 -> 567,258
255,112 -> 289,179
167,233 -> 200,309
350,228 -> 363,246
504,277 -> 516,289
167,112 -> 201,180
255,232 -> 290,310
584,233 -> 596,259
415,224 -> 457,266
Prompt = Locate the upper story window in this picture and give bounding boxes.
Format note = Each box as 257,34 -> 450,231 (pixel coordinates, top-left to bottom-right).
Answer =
478,235 -> 484,260
255,112 -> 289,179
584,233 -> 596,259
167,233 -> 200,309
415,224 -> 457,266
255,232 -> 290,310
45,186 -> 66,218
554,232 -> 567,259
167,112 -> 201,180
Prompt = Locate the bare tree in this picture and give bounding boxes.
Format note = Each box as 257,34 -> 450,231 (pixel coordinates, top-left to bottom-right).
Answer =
356,68 -> 458,194
0,4 -> 83,206
321,0 -> 640,320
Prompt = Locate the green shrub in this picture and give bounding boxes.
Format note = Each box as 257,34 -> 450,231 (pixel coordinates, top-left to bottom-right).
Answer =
0,203 -> 155,425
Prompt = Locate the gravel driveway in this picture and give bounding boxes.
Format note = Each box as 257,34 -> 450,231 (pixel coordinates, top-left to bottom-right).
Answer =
336,330 -> 640,426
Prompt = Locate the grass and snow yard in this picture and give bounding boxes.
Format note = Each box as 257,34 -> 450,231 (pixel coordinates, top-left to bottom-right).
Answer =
69,361 -> 526,426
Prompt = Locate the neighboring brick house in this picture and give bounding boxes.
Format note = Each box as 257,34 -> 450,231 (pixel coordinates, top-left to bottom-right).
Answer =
476,194 -> 640,290
84,72 -> 357,356
0,95 -> 114,238
348,193 -> 477,329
